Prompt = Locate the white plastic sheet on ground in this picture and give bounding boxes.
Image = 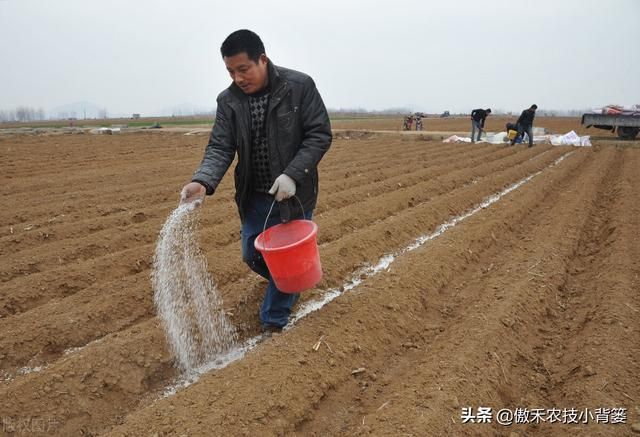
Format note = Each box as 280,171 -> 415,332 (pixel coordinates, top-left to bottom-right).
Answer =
532,127 -> 547,136
444,132 -> 528,145
89,127 -> 121,135
443,132 -> 508,144
443,135 -> 472,143
444,130 -> 591,147
485,132 -> 508,144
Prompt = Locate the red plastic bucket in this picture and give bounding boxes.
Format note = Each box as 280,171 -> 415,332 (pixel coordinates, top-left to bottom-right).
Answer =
254,219 -> 322,293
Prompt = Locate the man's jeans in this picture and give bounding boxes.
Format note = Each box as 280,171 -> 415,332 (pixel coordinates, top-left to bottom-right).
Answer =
241,192 -> 313,328
511,124 -> 534,146
470,120 -> 483,142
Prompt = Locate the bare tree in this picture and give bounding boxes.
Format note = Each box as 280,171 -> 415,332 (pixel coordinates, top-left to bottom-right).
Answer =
15,106 -> 25,122
16,106 -> 37,122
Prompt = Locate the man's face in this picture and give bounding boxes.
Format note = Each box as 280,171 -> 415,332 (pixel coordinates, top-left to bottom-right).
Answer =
223,52 -> 268,95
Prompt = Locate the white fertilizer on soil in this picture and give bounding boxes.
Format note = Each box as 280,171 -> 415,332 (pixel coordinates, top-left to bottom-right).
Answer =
152,202 -> 237,373
159,151 -> 574,396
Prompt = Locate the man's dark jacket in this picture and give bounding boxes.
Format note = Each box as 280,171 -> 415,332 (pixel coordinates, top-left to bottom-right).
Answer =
192,61 -> 332,220
516,108 -> 536,128
471,108 -> 488,126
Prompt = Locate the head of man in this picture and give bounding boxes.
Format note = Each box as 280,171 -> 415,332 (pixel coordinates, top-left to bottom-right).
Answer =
486,108 -> 492,115
221,29 -> 269,95
530,104 -> 538,112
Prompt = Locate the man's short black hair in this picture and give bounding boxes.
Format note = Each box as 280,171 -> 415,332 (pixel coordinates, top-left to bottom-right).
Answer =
220,29 -> 265,63
486,108 -> 492,113
531,104 -> 538,110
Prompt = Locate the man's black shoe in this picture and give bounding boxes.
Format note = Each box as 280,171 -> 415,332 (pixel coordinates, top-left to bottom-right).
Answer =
261,324 -> 283,336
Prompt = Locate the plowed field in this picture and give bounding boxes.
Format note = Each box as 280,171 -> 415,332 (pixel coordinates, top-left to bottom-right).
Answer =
1,127 -> 638,436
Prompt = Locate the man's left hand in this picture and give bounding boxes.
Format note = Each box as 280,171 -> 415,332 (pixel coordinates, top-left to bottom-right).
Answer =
269,174 -> 296,201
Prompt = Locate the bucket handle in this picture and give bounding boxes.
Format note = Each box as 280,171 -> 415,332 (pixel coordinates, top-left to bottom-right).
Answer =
262,195 -> 306,249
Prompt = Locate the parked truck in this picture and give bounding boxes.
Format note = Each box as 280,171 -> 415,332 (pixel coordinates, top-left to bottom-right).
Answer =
581,113 -> 640,140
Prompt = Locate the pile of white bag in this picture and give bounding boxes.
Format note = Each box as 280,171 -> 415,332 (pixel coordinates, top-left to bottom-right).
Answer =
548,131 -> 592,147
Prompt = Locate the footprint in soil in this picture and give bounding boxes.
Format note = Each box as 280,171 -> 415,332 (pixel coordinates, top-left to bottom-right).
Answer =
131,212 -> 147,223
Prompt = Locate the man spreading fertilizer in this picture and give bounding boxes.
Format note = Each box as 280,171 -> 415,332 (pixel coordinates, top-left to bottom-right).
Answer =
180,29 -> 332,332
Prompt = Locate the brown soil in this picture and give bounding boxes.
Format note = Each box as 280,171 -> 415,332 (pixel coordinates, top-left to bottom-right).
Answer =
0,126 -> 638,436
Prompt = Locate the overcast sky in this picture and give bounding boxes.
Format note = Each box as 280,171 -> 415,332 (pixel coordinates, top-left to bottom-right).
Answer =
1,0 -> 639,116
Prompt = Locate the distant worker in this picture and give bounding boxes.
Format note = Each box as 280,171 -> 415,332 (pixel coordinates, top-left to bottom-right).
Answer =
470,108 -> 491,143
510,104 -> 537,147
402,116 -> 410,131
415,114 -> 423,131
406,115 -> 413,131
506,122 -> 523,143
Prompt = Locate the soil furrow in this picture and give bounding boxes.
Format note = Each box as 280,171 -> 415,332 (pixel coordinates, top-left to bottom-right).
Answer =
0,145 -> 557,318
0,141 -> 497,252
0,146 -> 562,373
104,149 -> 591,436
294,147 -> 614,436
0,148 -> 573,434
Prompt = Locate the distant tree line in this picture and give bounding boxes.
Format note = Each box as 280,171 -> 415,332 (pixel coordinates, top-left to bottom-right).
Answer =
0,106 -> 114,122
0,106 -> 46,122
0,105 -> 598,123
328,107 -> 596,117
328,108 -> 413,117
168,109 -> 215,117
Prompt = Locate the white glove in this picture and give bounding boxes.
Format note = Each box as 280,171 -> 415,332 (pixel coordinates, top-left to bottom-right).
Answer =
268,174 -> 296,201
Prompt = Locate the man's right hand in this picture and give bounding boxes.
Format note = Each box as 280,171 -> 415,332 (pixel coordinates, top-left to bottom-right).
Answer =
180,182 -> 206,206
